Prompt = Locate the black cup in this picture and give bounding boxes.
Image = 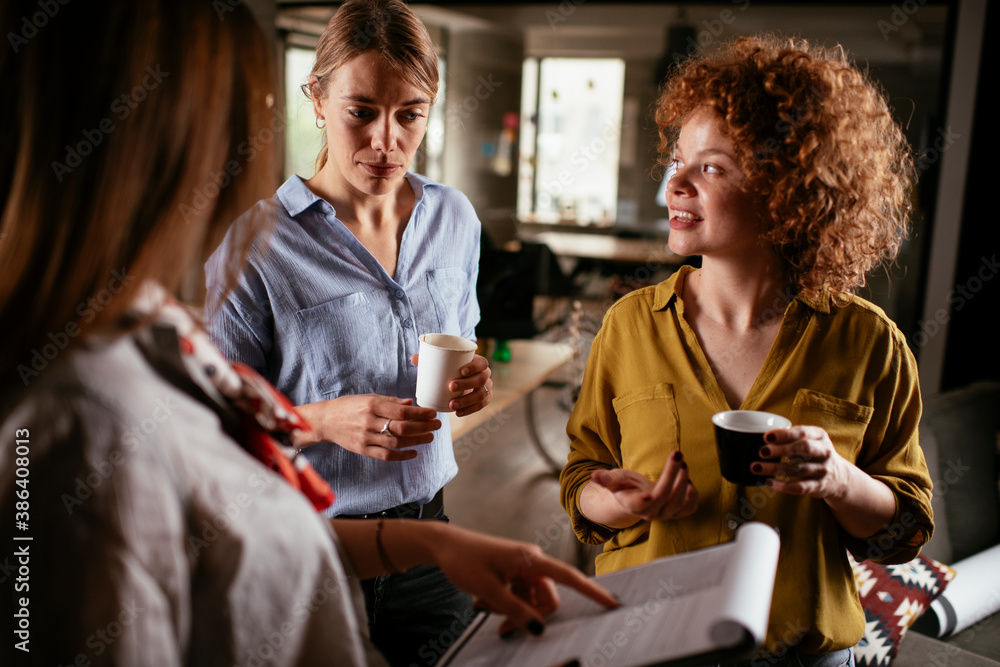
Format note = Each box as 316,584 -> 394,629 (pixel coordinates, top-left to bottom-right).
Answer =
712,411 -> 792,486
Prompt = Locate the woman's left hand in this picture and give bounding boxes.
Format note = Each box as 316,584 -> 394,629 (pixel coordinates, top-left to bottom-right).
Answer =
754,426 -> 852,500
410,353 -> 493,417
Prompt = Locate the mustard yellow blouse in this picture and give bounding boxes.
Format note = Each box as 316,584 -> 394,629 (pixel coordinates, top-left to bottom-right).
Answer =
561,266 -> 933,654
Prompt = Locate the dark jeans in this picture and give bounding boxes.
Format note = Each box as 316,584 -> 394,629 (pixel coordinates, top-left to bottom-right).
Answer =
724,646 -> 855,667
360,507 -> 475,667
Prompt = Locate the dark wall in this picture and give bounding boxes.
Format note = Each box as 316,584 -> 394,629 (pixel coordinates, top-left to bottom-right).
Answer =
941,0 -> 999,391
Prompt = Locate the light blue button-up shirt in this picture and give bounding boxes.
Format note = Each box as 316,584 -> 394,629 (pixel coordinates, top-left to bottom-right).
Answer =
205,174 -> 481,515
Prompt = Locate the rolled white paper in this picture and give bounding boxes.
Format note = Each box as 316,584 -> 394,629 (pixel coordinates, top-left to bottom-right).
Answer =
914,543 -> 1000,637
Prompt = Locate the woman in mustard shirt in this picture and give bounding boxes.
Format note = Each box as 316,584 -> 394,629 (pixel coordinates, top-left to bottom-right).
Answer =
561,35 -> 933,667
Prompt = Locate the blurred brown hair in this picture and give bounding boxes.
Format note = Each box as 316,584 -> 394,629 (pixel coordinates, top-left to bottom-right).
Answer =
0,0 -> 277,392
655,35 -> 915,298
304,0 -> 439,172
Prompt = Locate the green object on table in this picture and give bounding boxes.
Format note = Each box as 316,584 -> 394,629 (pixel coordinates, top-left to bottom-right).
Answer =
492,339 -> 511,362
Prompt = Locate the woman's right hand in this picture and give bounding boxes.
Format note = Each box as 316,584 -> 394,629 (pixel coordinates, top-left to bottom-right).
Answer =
580,451 -> 698,527
417,523 -> 620,637
292,395 -> 441,461
332,519 -> 620,637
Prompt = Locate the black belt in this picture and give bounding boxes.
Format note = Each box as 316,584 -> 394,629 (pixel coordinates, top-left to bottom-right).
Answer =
337,488 -> 444,520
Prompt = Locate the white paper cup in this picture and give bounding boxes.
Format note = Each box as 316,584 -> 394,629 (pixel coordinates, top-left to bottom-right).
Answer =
415,333 -> 478,412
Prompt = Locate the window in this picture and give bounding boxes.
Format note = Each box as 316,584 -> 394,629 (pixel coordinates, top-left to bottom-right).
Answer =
517,57 -> 626,225
284,45 -> 324,180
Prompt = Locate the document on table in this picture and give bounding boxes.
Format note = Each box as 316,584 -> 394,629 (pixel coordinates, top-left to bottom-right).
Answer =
439,522 -> 780,667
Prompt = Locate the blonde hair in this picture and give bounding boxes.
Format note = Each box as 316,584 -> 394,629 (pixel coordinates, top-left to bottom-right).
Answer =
0,0 -> 277,391
305,0 -> 439,172
655,35 -> 915,297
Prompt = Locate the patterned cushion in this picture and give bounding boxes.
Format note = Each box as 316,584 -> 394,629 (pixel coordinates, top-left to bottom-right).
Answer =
849,553 -> 956,667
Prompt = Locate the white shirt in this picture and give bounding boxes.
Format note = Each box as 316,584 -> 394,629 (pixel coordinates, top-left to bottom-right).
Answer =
0,319 -> 387,666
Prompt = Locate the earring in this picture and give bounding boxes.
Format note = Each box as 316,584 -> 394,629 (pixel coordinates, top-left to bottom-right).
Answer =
315,116 -> 326,129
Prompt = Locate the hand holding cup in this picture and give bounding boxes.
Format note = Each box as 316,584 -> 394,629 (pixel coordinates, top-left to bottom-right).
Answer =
414,333 -> 479,412
712,410 -> 791,486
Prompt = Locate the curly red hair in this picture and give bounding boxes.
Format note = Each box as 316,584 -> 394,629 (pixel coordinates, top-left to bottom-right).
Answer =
655,35 -> 915,297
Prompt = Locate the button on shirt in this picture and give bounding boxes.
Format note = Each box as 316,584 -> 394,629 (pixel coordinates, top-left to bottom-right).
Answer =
206,174 -> 481,516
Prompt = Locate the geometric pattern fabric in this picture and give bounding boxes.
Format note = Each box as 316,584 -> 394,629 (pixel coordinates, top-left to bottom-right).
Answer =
849,553 -> 956,667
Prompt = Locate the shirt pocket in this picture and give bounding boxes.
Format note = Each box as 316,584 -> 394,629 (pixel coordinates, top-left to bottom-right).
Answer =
612,382 -> 680,476
412,268 -> 469,337
296,292 -> 394,398
789,388 -> 874,462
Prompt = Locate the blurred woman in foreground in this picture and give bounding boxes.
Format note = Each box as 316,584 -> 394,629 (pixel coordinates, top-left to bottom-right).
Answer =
0,1 -> 615,665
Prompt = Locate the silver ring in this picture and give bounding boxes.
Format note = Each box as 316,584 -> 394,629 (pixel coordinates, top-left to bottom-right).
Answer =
380,418 -> 392,434
485,385 -> 491,395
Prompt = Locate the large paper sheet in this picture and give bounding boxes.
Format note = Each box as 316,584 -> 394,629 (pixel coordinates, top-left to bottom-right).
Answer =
440,522 -> 780,667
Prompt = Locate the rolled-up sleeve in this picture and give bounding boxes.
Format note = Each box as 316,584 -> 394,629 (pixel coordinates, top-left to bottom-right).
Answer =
560,320 -> 624,545
844,330 -> 934,564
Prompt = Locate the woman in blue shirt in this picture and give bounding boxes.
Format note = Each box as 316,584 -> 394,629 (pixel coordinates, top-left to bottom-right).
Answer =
206,1 -> 491,664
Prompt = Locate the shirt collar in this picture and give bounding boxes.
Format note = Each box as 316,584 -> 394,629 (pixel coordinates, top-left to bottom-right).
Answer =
652,264 -> 833,314
276,175 -> 324,217
796,289 -> 832,314
276,172 -> 439,218
653,265 -> 693,311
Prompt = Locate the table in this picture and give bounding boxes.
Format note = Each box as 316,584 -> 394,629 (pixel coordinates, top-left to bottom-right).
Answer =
451,339 -> 574,471
526,230 -> 684,266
